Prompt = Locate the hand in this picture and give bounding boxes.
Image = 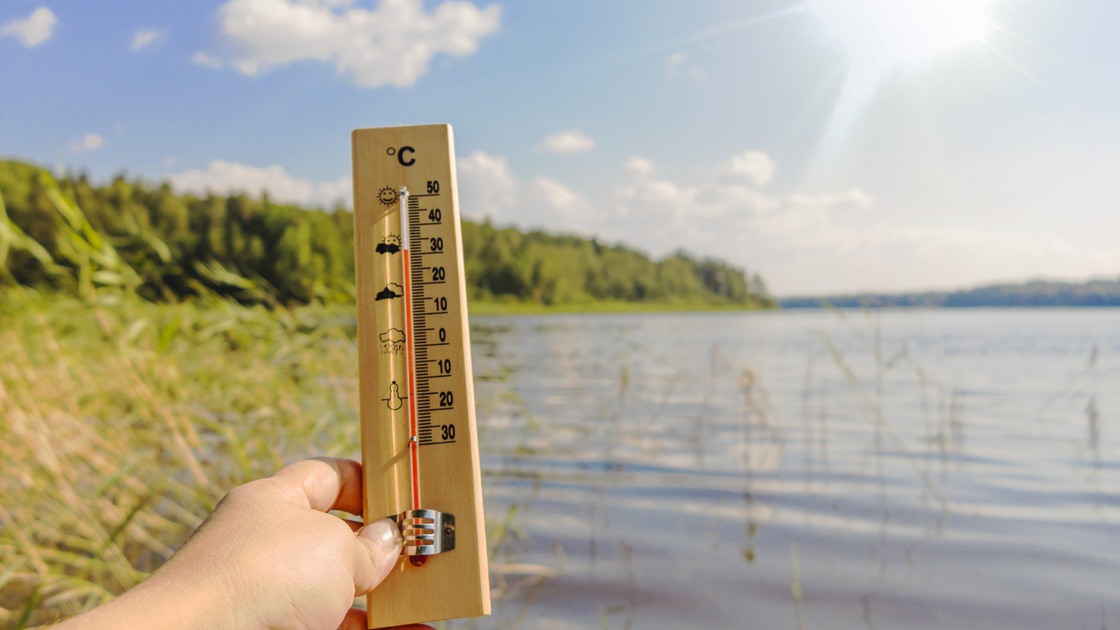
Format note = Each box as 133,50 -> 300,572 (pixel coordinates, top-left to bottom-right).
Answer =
59,458 -> 428,629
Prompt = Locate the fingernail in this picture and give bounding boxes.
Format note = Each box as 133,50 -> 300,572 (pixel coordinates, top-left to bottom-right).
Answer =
360,518 -> 403,555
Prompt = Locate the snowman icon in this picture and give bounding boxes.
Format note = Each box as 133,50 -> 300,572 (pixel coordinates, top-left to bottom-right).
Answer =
385,380 -> 404,410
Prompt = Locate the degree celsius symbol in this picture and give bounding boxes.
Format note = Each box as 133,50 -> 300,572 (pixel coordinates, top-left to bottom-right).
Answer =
387,145 -> 416,167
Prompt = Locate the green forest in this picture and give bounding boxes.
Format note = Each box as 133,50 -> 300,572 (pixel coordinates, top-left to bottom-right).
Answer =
0,159 -> 772,310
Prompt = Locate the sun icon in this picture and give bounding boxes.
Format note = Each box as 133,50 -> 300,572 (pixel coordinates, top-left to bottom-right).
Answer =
377,186 -> 398,206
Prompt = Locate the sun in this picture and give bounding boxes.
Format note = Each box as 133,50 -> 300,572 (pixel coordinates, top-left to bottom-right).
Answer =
812,0 -> 997,74
377,186 -> 398,206
804,0 -> 1001,158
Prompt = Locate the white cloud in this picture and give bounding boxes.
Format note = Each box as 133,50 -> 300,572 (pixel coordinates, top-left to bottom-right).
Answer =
453,146 -> 1103,294
192,51 -> 225,69
760,222 -> 1116,295
530,177 -> 592,219
616,161 -> 695,220
130,29 -> 164,52
538,130 -> 595,155
167,160 -> 350,208
604,148 -> 1116,294
698,185 -> 779,216
617,158 -> 669,215
457,150 -> 592,227
1,7 -> 57,48
208,0 -> 501,87
314,175 -> 353,208
457,150 -> 515,215
622,156 -> 654,178
724,150 -> 777,186
616,151 -> 783,224
68,134 -> 105,155
458,146 -> 1083,295
665,50 -> 705,81
785,188 -> 873,212
665,51 -> 688,72
449,146 -> 1120,295
610,149 -> 884,287
616,149 -> 850,228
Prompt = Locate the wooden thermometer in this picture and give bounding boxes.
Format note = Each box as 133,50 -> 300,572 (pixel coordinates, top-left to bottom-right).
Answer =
352,124 -> 490,628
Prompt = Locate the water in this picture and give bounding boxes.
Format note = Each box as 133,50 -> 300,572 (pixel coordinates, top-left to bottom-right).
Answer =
465,309 -> 1120,629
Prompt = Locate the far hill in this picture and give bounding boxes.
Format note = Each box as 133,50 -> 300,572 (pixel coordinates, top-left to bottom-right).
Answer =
780,277 -> 1120,309
0,158 -> 772,310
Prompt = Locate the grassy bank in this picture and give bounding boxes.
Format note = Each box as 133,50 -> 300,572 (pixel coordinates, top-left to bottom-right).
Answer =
0,291 -> 362,627
0,288 -> 759,626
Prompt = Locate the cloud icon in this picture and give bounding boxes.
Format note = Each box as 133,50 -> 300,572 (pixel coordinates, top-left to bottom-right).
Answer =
379,328 -> 405,344
375,283 -> 404,301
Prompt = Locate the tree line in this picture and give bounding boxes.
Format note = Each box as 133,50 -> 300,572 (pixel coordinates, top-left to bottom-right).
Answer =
780,279 -> 1120,309
0,159 -> 772,308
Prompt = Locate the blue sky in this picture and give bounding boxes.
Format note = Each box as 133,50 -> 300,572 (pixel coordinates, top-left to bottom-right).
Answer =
2,0 -> 1118,295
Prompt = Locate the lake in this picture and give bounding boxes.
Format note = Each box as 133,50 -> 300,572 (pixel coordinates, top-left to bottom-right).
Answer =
463,309 -> 1119,629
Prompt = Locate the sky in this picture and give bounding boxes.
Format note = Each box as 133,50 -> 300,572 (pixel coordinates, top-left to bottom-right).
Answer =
2,0 -> 1118,296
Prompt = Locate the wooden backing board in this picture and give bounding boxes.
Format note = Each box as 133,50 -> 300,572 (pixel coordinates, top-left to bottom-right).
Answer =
352,124 -> 490,628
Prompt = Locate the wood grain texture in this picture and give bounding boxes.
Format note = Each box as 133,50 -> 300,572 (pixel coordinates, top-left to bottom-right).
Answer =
352,124 -> 490,628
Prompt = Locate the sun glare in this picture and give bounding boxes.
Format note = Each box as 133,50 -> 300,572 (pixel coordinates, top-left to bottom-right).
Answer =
804,0 -> 1001,164
812,0 -> 996,72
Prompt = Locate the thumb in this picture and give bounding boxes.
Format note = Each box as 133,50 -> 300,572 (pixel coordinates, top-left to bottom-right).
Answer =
353,518 -> 403,595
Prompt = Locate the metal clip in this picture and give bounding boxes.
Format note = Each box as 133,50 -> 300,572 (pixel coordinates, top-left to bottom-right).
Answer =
394,509 -> 456,556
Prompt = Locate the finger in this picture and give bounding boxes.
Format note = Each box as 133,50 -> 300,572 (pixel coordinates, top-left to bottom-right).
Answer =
339,607 -> 435,630
339,607 -> 367,630
343,517 -> 363,533
352,518 -> 403,596
270,458 -> 364,514
323,458 -> 364,515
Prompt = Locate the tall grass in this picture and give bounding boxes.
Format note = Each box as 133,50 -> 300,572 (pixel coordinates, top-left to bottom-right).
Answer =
0,290 -> 362,627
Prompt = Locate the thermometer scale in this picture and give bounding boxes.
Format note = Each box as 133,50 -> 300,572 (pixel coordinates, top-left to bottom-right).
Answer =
352,124 -> 489,628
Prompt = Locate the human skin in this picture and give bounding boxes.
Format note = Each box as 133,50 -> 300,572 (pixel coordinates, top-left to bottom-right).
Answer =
56,458 -> 430,630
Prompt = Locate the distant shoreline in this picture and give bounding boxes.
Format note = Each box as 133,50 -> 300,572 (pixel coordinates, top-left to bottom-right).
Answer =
779,277 -> 1120,309
780,303 -> 1120,310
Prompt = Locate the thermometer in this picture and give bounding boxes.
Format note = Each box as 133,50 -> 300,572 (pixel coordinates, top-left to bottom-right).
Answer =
352,124 -> 489,628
